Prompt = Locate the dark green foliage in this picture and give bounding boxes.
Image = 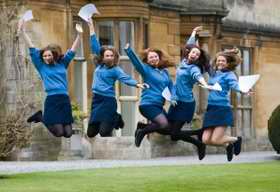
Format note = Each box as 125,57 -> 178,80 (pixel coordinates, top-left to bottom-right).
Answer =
268,105 -> 280,153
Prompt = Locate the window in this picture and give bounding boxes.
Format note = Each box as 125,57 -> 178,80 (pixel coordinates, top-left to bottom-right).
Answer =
233,48 -> 254,138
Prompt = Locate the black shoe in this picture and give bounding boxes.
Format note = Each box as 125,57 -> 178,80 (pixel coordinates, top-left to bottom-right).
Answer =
135,129 -> 145,147
27,110 -> 42,123
198,143 -> 206,160
135,122 -> 147,137
226,143 -> 234,162
118,114 -> 125,129
233,136 -> 242,156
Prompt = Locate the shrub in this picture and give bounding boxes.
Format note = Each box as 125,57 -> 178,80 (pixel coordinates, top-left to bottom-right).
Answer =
268,105 -> 280,154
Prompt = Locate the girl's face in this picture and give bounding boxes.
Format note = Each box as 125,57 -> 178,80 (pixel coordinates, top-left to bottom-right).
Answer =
103,50 -> 114,64
216,55 -> 228,70
147,51 -> 159,67
188,48 -> 201,63
42,50 -> 54,64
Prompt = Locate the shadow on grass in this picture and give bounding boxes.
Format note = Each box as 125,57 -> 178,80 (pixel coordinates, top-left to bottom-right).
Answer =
0,175 -> 11,179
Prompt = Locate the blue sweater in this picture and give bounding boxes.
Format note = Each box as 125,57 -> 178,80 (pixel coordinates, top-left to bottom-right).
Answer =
29,48 -> 75,96
90,35 -> 137,97
125,46 -> 173,106
172,34 -> 203,102
208,70 -> 241,107
172,59 -> 203,102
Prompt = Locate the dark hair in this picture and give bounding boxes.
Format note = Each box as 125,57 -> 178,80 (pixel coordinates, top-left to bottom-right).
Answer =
95,46 -> 120,68
213,48 -> 242,71
140,48 -> 175,69
182,44 -> 210,73
40,44 -> 63,64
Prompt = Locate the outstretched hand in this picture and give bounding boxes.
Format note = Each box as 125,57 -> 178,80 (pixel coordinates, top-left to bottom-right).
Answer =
170,100 -> 177,107
244,89 -> 254,96
193,26 -> 203,32
75,23 -> 83,34
125,43 -> 130,50
136,83 -> 150,89
87,17 -> 93,26
17,19 -> 25,34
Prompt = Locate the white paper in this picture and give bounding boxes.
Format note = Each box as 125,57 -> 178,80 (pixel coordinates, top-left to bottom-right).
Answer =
162,87 -> 171,101
238,74 -> 260,93
75,24 -> 83,33
22,10 -> 33,22
210,82 -> 222,91
78,4 -> 99,22
200,82 -> 222,91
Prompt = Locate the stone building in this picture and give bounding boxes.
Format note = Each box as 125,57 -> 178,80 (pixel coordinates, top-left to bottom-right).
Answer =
0,0 -> 279,160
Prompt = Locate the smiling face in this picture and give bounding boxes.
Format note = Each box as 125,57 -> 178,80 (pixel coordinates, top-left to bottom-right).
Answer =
42,50 -> 54,64
187,47 -> 201,63
103,50 -> 115,65
147,51 -> 159,67
216,55 -> 229,70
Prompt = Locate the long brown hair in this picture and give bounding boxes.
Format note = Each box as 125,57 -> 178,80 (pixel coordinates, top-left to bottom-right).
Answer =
40,44 -> 63,63
213,48 -> 242,71
182,44 -> 210,73
95,46 -> 120,68
140,48 -> 175,69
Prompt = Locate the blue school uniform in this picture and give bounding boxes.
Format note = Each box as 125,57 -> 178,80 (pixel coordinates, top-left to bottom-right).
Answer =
89,35 -> 138,123
125,46 -> 173,120
202,70 -> 241,128
29,48 -> 75,125
167,33 -> 202,122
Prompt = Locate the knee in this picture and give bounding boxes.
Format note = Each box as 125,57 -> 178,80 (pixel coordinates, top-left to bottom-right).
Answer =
210,136 -> 221,145
64,132 -> 72,138
99,130 -> 112,137
87,123 -> 99,138
202,135 -> 211,145
159,122 -> 169,129
53,131 -> 64,137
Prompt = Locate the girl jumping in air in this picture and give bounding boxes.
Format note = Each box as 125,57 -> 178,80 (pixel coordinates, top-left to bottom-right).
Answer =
87,18 -> 147,138
18,19 -> 81,138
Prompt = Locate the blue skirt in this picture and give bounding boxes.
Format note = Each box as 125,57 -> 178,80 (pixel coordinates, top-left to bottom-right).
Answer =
202,105 -> 233,129
89,93 -> 117,123
167,101 -> 195,122
43,94 -> 73,126
139,105 -> 166,121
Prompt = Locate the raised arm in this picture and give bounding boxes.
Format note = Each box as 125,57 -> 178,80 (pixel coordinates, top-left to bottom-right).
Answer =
17,20 -> 35,48
186,26 -> 202,46
70,24 -> 82,52
87,18 -> 101,55
124,44 -> 146,76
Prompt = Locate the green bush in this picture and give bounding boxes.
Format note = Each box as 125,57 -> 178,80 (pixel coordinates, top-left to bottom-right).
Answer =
268,105 -> 280,154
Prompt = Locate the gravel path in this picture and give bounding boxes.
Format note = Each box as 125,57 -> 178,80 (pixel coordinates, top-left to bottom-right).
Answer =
0,151 -> 278,175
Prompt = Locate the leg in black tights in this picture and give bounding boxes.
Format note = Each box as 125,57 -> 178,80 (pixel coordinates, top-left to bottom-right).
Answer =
47,124 -> 64,137
169,120 -> 206,160
99,121 -> 114,137
135,113 -> 171,147
63,124 -> 73,138
87,122 -> 100,138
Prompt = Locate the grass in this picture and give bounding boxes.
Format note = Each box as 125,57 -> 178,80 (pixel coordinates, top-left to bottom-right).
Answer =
0,162 -> 279,192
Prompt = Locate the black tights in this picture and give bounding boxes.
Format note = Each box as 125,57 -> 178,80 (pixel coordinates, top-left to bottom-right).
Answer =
87,121 -> 114,138
141,113 -> 172,136
169,120 -> 203,147
47,124 -> 73,138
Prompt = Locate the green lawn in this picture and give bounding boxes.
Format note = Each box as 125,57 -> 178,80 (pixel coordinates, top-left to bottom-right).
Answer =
0,162 -> 279,192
